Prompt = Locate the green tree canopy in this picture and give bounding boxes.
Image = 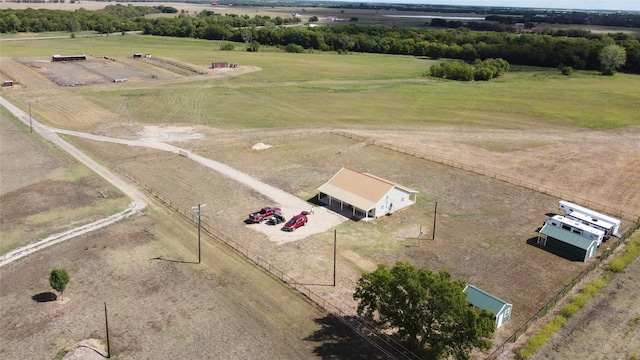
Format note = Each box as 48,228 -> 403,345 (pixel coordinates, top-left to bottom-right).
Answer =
49,268 -> 70,300
354,261 -> 495,360
599,44 -> 627,75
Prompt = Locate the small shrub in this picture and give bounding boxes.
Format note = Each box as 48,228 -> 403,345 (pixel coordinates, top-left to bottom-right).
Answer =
561,66 -> 573,75
220,43 -> 235,51
284,43 -> 305,53
474,66 -> 494,81
583,277 -> 607,296
608,234 -> 640,272
559,303 -> 579,318
572,293 -> 589,308
608,257 -> 626,272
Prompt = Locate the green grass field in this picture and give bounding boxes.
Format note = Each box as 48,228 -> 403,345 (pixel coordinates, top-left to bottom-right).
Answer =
2,34 -> 639,129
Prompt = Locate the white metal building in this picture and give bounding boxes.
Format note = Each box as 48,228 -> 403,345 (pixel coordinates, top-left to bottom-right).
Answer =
317,167 -> 418,219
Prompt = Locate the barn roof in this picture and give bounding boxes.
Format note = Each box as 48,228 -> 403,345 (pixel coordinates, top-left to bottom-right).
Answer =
463,285 -> 511,316
539,224 -> 596,250
317,167 -> 417,211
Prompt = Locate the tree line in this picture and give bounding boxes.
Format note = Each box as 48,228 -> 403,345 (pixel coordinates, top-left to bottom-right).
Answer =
1,6 -> 639,73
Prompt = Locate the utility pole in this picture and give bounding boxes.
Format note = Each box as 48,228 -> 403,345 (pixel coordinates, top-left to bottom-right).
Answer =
333,230 -> 337,287
192,204 -> 206,264
104,302 -> 111,358
432,201 -> 438,240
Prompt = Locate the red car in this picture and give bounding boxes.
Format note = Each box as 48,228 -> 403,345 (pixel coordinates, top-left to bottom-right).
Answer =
249,207 -> 281,223
282,212 -> 308,232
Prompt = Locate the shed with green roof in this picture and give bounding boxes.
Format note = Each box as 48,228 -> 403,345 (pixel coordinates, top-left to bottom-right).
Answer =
463,285 -> 512,329
537,223 -> 598,262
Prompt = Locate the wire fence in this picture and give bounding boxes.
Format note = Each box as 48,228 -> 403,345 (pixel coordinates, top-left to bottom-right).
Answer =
109,129 -> 639,359
330,130 -> 638,223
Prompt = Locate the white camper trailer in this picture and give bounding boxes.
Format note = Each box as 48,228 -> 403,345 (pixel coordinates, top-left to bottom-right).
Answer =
546,215 -> 605,246
566,211 -> 615,240
558,201 -> 621,237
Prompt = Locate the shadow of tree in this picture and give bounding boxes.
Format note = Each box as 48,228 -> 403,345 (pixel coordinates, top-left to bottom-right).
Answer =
306,315 -> 389,359
32,292 -> 57,302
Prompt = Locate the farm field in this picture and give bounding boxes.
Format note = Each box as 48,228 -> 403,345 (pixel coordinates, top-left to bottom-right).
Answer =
0,205 -> 383,359
1,31 -> 639,359
0,110 -> 130,255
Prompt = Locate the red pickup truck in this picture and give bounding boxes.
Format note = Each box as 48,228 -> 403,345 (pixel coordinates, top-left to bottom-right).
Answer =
249,207 -> 281,223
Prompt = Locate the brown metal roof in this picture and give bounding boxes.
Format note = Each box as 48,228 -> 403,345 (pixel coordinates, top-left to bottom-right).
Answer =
317,167 -> 415,211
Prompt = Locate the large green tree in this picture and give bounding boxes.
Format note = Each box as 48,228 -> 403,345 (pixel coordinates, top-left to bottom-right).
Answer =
599,44 -> 627,75
49,268 -> 70,300
354,262 -> 495,360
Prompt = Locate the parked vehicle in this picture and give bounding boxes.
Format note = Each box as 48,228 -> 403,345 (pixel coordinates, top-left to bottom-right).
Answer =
249,207 -> 281,223
282,212 -> 308,232
267,212 -> 286,225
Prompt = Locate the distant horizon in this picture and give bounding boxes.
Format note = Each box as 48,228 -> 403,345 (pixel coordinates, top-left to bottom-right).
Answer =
321,0 -> 640,12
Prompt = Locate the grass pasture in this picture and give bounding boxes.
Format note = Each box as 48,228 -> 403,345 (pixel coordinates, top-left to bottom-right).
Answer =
2,34 -> 638,132
0,111 -> 129,255
1,32 -> 640,359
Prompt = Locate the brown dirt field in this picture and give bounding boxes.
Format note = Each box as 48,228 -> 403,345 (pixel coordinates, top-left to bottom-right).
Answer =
0,115 -> 130,255
0,209 -> 383,360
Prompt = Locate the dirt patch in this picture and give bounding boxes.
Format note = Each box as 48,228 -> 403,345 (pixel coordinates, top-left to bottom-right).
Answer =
137,125 -> 205,142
